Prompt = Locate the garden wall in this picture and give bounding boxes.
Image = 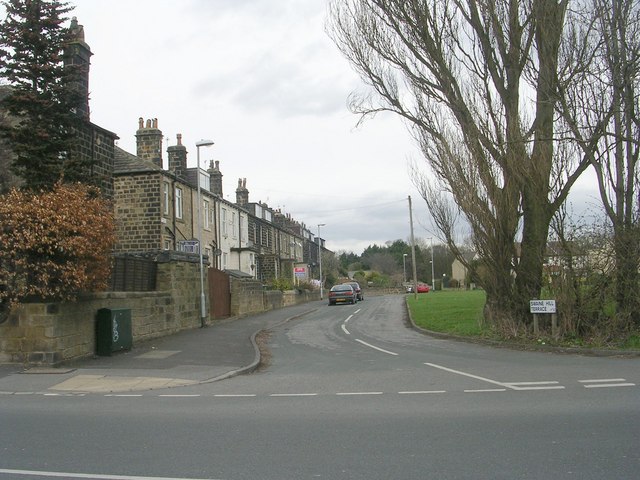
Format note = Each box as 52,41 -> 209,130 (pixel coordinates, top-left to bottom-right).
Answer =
0,260 -> 320,366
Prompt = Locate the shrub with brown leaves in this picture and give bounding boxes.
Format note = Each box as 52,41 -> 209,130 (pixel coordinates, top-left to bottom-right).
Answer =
0,182 -> 115,310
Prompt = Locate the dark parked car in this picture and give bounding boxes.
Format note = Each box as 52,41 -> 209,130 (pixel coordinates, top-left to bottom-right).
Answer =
328,284 -> 357,305
342,281 -> 363,301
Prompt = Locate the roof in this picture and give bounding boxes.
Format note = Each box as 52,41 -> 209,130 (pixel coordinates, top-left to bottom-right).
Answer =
114,146 -> 164,175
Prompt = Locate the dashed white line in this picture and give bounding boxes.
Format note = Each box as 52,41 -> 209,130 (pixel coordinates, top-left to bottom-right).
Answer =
464,389 -> 507,393
104,394 -> 143,397
579,378 -> 626,383
336,391 -> 384,396
583,383 -> 635,388
158,394 -> 201,397
269,393 -> 318,397
580,378 -> 635,388
355,339 -> 398,356
341,324 -> 350,335
398,390 -> 446,395
213,394 -> 256,397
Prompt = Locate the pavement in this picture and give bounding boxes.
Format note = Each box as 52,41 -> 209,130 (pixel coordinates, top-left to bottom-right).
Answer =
0,301 -> 320,395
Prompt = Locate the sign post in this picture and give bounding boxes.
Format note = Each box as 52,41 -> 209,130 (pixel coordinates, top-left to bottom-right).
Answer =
529,300 -> 558,338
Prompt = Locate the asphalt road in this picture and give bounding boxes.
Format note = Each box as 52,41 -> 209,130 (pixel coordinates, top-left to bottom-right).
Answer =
1,295 -> 639,480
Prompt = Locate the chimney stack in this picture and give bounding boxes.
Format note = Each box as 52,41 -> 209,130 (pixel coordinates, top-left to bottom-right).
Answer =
167,134 -> 188,178
235,178 -> 249,206
64,17 -> 92,121
208,160 -> 223,196
135,118 -> 163,168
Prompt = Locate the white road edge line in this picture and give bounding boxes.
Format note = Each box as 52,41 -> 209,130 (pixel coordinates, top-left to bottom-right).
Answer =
355,339 -> 398,356
0,467 -> 221,479
341,324 -> 350,335
344,314 -> 353,323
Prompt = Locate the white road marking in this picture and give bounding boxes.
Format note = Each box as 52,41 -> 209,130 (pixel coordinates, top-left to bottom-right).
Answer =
213,394 -> 256,397
425,363 -> 565,390
583,383 -> 635,388
398,390 -> 446,395
580,378 -> 636,388
158,394 -> 201,397
0,467 -> 221,479
464,389 -> 507,393
355,339 -> 398,356
341,324 -> 350,335
336,391 -> 383,396
269,393 -> 318,397
504,381 -> 565,391
104,394 -> 143,397
344,315 -> 353,323
579,378 -> 626,383
425,363 -> 508,388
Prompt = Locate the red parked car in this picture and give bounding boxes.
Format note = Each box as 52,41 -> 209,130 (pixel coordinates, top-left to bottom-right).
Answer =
416,284 -> 430,293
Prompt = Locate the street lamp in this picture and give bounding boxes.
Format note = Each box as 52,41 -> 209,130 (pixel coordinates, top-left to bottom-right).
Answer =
403,253 -> 408,283
196,139 -> 214,327
430,237 -> 435,289
317,223 -> 326,299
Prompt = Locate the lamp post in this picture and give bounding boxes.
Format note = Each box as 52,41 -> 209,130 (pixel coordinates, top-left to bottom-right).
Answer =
196,139 -> 214,327
429,237 -> 435,289
403,253 -> 408,283
317,223 -> 326,299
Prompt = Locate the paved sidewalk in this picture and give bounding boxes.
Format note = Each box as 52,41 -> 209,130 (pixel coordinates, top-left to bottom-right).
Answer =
0,301 -> 320,395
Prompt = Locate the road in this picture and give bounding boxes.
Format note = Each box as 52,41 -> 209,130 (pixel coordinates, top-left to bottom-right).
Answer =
1,295 -> 639,479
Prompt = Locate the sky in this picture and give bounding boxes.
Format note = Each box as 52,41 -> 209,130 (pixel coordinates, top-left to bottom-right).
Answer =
69,0 -> 599,254
67,0 -> 431,255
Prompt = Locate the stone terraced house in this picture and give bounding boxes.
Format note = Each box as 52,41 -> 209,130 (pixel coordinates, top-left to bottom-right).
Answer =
114,119 -> 329,284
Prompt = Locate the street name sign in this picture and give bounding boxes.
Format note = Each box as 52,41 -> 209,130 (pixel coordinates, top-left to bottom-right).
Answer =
529,299 -> 556,314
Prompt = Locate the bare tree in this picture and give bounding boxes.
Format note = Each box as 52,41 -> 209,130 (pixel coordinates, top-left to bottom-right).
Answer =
327,0 -> 590,328
559,0 -> 640,327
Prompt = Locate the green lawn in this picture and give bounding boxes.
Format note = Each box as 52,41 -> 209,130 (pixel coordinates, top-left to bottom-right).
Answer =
406,289 -> 487,336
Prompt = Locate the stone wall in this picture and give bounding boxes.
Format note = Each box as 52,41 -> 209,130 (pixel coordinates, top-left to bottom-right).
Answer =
0,258 -> 202,366
0,258 -> 320,366
230,277 -> 320,317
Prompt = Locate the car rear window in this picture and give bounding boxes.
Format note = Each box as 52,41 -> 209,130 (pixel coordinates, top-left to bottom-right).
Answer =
333,285 -> 352,291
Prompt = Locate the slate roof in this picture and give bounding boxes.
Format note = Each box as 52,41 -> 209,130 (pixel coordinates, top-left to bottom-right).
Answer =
114,146 -> 164,175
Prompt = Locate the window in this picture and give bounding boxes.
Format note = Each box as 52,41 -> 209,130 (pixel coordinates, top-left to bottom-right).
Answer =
221,208 -> 228,235
203,199 -> 210,229
163,239 -> 171,250
232,212 -> 237,238
175,187 -> 183,219
163,182 -> 170,215
241,215 -> 248,243
222,252 -> 228,270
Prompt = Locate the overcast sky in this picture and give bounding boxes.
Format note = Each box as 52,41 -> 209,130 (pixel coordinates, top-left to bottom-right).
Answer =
70,0 -> 600,254
67,0 -> 436,254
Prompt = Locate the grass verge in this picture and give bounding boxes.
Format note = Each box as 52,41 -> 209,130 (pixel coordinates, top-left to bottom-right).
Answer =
406,289 -> 486,336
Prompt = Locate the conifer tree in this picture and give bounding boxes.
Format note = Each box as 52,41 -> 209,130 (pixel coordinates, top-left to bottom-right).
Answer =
0,0 -> 86,190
